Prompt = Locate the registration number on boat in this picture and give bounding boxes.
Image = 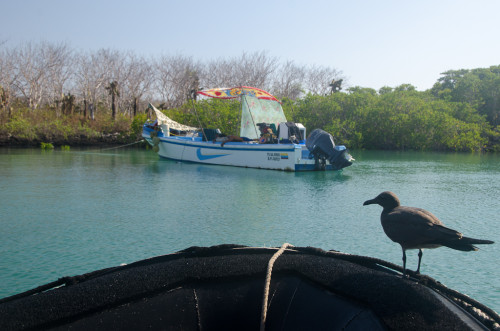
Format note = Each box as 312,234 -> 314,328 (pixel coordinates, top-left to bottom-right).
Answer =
267,152 -> 288,161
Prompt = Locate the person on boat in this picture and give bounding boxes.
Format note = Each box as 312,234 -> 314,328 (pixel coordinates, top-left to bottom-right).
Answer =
213,133 -> 245,147
258,125 -> 277,144
221,135 -> 245,147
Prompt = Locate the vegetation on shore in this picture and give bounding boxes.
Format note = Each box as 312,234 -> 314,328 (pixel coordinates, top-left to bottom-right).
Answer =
0,41 -> 498,151
1,75 -> 499,151
0,106 -> 147,147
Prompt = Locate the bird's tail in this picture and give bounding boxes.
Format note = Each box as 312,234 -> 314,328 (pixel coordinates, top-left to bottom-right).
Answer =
443,237 -> 494,251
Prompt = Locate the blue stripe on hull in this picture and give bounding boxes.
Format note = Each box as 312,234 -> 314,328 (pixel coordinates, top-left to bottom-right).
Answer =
160,138 -> 295,153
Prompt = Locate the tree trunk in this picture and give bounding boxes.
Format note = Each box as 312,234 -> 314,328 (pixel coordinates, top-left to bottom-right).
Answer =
111,94 -> 116,120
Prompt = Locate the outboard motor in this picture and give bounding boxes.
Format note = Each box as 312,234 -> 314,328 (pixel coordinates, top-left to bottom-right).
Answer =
306,129 -> 353,170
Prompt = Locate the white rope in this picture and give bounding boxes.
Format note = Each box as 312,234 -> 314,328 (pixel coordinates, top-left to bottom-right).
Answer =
193,288 -> 202,331
260,243 -> 293,331
71,139 -> 146,154
97,139 -> 145,151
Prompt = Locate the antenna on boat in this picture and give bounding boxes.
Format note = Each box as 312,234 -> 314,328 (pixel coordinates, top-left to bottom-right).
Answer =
189,88 -> 208,141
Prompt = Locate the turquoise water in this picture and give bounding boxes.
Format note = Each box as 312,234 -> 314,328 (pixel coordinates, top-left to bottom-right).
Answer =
0,148 -> 499,313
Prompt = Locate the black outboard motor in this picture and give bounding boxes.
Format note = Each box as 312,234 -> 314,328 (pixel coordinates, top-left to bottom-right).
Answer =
306,129 -> 353,170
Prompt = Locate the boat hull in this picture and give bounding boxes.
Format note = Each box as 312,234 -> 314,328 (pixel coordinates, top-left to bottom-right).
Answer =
155,135 -> 350,171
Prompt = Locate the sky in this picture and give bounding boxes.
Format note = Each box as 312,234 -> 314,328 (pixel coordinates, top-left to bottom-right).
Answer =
1,0 -> 499,91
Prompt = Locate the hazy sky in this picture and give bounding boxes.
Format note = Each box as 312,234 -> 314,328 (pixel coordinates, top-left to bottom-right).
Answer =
2,0 -> 499,91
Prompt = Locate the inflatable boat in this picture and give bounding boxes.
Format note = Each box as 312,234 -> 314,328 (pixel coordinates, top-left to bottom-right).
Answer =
1,245 -> 498,330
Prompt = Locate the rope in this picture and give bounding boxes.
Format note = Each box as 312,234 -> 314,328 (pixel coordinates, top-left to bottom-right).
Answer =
193,288 -> 202,331
260,243 -> 293,331
96,139 -> 145,151
69,139 -> 146,154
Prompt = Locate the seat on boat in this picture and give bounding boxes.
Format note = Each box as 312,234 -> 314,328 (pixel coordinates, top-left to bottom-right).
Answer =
201,129 -> 220,141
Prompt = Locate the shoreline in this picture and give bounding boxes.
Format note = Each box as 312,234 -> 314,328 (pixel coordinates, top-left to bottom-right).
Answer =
0,133 -> 145,148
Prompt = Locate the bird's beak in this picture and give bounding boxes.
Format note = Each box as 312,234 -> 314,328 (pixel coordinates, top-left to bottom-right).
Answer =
363,198 -> 376,206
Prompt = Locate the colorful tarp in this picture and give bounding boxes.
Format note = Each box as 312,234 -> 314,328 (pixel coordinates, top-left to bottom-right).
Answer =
239,95 -> 286,139
197,86 -> 279,102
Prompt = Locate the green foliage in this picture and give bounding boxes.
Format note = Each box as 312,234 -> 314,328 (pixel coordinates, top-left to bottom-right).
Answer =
61,145 -> 70,151
40,142 -> 54,149
290,87 -> 493,152
432,66 -> 500,126
131,113 -> 148,136
165,99 -> 241,135
93,114 -> 131,134
484,126 -> 500,152
3,112 -> 39,141
0,107 -> 135,146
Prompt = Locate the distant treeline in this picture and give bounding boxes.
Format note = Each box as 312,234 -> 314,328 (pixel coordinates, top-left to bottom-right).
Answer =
0,41 -> 341,118
0,42 -> 498,151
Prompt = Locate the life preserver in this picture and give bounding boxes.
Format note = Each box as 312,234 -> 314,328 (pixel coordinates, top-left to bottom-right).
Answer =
259,136 -> 267,144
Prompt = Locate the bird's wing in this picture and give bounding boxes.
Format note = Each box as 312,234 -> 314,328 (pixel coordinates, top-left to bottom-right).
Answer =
382,207 -> 462,249
410,207 -> 444,225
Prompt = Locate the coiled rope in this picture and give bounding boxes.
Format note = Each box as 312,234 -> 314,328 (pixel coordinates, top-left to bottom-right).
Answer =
260,243 -> 293,331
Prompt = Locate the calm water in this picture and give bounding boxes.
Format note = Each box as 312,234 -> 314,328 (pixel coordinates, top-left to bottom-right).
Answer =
0,148 -> 499,313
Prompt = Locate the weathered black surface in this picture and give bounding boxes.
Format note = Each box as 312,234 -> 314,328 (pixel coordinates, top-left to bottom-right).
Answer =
0,245 -> 496,330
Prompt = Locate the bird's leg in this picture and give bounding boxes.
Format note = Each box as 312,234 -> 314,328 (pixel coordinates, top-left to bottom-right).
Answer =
402,248 -> 407,277
416,249 -> 423,274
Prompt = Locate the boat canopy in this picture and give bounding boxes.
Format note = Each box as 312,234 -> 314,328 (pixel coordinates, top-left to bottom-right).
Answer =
197,86 -> 279,101
197,86 -> 287,139
149,103 -> 198,132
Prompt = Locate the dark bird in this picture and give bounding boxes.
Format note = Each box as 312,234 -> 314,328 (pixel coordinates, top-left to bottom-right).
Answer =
363,191 -> 494,276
